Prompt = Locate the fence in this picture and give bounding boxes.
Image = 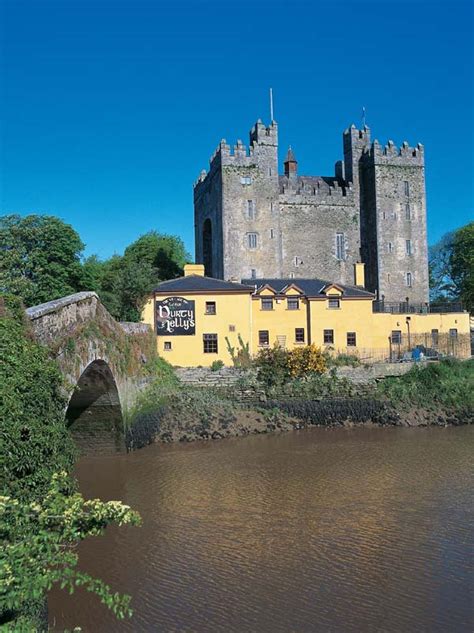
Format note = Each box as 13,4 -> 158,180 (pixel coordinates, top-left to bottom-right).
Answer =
372,301 -> 464,315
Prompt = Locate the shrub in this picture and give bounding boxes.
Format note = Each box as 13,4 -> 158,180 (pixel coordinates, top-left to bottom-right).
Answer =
254,345 -> 291,388
287,344 -> 327,377
225,334 -> 252,368
210,359 -> 225,372
326,353 -> 361,368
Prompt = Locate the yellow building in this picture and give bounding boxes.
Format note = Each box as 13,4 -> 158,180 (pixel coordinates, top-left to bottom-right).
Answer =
141,264 -> 471,367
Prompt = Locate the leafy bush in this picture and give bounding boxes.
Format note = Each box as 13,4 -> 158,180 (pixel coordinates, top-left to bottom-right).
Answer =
210,359 -> 225,372
287,344 -> 326,377
1,472 -> 141,629
225,334 -> 252,368
254,346 -> 291,388
0,295 -> 76,501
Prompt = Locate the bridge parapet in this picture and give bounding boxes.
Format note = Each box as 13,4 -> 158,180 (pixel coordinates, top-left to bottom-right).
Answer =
26,292 -> 156,451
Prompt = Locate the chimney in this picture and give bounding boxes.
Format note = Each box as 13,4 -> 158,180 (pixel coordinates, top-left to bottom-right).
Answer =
353,262 -> 365,287
184,264 -> 205,277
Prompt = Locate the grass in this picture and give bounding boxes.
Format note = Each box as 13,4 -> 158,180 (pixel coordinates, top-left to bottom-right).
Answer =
376,358 -> 474,417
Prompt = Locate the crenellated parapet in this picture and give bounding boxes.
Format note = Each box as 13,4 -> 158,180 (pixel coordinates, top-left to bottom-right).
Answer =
366,139 -> 424,166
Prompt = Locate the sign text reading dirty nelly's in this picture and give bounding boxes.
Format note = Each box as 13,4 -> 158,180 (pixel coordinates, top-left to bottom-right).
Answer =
156,297 -> 196,335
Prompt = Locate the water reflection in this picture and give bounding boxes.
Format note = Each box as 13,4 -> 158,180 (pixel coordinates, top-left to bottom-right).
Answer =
49,427 -> 474,632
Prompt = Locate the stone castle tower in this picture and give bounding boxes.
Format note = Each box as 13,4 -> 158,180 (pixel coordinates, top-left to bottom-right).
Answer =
194,118 -> 429,303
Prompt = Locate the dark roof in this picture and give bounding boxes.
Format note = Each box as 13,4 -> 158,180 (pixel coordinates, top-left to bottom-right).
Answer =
154,275 -> 254,294
241,278 -> 374,299
284,146 -> 297,163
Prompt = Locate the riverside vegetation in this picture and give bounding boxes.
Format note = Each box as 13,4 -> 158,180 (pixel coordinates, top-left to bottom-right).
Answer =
126,345 -> 474,449
0,295 -> 141,631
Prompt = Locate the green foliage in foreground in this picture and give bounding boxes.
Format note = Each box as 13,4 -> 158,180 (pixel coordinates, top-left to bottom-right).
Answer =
0,295 -> 76,501
0,472 -> 141,630
376,359 -> 474,416
0,295 -> 141,628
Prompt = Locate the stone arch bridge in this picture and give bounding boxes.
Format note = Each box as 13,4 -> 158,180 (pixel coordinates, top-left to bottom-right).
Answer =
26,292 -> 156,453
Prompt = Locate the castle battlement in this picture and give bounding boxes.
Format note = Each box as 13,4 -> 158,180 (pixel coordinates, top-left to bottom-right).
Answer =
367,139 -> 424,165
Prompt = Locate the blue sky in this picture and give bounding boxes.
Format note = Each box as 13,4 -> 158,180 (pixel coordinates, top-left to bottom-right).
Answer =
1,0 -> 472,260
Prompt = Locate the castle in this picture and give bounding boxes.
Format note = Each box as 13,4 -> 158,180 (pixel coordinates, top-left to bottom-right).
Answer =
194,118 -> 429,304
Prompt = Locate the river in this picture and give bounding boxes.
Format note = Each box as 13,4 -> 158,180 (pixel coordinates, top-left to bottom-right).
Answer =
48,426 -> 474,632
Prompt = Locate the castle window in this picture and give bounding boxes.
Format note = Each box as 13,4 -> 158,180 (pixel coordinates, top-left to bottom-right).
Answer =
431,329 -> 439,347
251,268 -> 257,279
328,298 -> 340,309
405,204 -> 411,220
259,330 -> 269,346
404,181 -> 410,196
295,328 -> 305,343
387,273 -> 391,283
261,298 -> 273,311
270,229 -> 275,239
164,341 -> 172,351
391,330 -> 402,344
203,333 -> 218,354
268,167 -> 272,177
406,240 -> 412,256
248,232 -> 258,249
347,332 -> 357,347
247,200 -> 255,220
205,301 -> 216,315
388,242 -> 393,253
406,272 -> 413,287
336,233 -> 345,260
324,329 -> 334,345
294,256 -> 303,267
287,298 -> 299,310
240,176 -> 252,185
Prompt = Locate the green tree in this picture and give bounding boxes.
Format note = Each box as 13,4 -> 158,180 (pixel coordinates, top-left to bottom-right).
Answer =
81,254 -> 105,293
450,221 -> 474,312
124,230 -> 190,280
429,222 -> 474,310
0,215 -> 84,307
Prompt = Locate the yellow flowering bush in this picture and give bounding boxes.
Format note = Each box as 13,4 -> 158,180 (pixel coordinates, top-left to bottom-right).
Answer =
287,344 -> 327,378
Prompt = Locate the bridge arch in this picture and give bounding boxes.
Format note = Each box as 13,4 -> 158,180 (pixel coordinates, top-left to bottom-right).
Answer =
66,359 -> 125,454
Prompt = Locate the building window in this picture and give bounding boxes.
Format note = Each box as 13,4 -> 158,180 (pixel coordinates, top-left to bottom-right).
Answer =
405,204 -> 411,220
270,229 -> 275,239
247,200 -> 255,219
251,268 -> 257,279
287,298 -> 299,310
449,328 -> 458,339
387,273 -> 391,283
295,328 -> 305,343
248,232 -> 258,249
336,233 -> 345,260
294,256 -> 302,267
203,333 -> 218,353
406,272 -> 413,287
240,176 -> 252,185
431,329 -> 439,347
404,181 -> 410,196
388,242 -> 393,253
391,330 -> 402,344
347,332 -> 357,347
164,341 -> 172,351
289,272 -> 295,279
328,298 -> 340,309
205,301 -> 216,315
406,240 -> 412,256
261,298 -> 273,311
324,329 -> 334,344
259,330 -> 269,346
229,325 -> 236,332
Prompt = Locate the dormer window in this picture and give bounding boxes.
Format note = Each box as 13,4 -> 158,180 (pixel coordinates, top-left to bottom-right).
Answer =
287,298 -> 299,310
261,298 -> 273,310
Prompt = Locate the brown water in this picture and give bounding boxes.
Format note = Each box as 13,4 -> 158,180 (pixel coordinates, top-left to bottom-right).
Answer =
49,426 -> 474,632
